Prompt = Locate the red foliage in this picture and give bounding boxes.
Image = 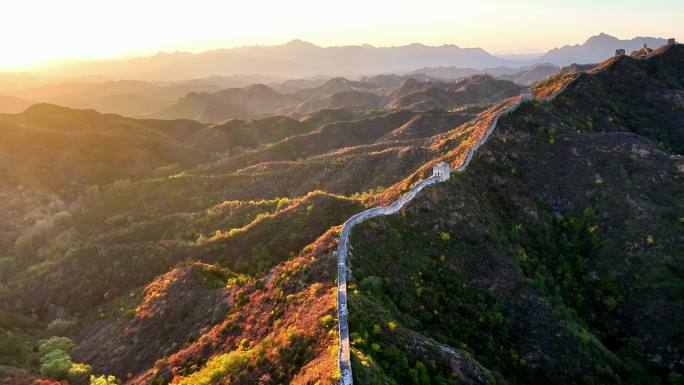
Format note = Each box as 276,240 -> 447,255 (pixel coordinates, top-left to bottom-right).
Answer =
33,380 -> 69,385
0,367 -> 38,385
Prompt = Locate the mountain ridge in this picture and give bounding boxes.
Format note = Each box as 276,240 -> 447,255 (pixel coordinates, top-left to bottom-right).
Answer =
538,32 -> 669,65
152,75 -> 522,122
33,40 -> 513,81
18,33 -> 673,82
0,39 -> 682,385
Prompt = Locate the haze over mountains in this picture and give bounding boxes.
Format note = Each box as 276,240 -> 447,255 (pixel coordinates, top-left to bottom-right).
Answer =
538,33 -> 669,65
23,40 -> 509,80
4,33 -> 669,82
1,37 -> 682,385
0,12 -> 683,384
151,75 -> 523,122
0,33 -> 672,119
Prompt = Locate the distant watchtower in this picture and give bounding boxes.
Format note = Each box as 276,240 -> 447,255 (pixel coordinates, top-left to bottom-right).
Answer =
520,88 -> 533,99
433,162 -> 451,180
642,43 -> 654,53
668,38 -> 676,46
615,48 -> 626,56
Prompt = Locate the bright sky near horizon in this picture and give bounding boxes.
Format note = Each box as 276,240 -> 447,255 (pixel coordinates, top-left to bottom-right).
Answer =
1,0 -> 683,70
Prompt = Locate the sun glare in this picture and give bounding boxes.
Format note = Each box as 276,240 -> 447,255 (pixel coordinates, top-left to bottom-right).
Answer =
0,0 -> 682,70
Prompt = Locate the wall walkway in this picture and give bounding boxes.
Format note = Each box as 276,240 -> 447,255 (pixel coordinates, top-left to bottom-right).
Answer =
336,93 -> 532,384
336,42 -> 679,384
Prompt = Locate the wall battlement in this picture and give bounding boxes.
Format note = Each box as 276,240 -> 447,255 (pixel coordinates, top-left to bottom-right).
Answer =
335,93 -> 532,384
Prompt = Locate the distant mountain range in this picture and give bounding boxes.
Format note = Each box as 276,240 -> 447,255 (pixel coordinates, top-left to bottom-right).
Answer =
17,33 -> 670,82
3,75 -> 282,117
32,40 -> 512,81
0,72 -> 530,118
151,75 -> 523,122
404,63 -> 561,86
0,33 -> 674,120
538,33 -> 669,65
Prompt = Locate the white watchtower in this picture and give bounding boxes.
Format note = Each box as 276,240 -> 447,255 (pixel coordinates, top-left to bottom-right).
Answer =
433,162 -> 452,181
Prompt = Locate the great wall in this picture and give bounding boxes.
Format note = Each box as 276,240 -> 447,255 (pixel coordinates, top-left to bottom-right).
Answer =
537,39 -> 677,101
335,40 -> 679,384
335,92 -> 532,385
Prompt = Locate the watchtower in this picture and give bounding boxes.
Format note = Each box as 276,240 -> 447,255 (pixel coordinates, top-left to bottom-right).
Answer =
615,49 -> 625,56
668,38 -> 676,46
433,162 -> 451,180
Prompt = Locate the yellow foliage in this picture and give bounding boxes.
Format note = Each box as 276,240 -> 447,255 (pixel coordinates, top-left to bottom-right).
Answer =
646,235 -> 655,246
174,349 -> 252,385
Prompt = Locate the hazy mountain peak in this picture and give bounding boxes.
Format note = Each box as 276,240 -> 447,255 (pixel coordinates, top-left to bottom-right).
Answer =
467,73 -> 497,82
283,39 -> 320,49
539,32 -> 668,65
324,77 -> 350,85
244,83 -> 277,93
588,32 -> 612,39
23,102 -> 96,118
585,32 -> 619,44
402,77 -> 423,87
25,39 -> 517,80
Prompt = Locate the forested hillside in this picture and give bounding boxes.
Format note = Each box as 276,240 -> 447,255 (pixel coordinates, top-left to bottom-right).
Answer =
0,44 -> 682,385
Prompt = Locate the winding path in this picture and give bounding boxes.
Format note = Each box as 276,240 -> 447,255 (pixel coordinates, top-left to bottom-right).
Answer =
335,42 -> 680,384
335,93 -> 532,384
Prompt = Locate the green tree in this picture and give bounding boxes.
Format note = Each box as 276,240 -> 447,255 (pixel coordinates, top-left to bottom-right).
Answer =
46,319 -> 76,336
415,361 -> 430,385
52,211 -> 73,229
14,233 -> 34,259
38,336 -> 75,356
668,373 -> 684,385
0,257 -> 14,281
360,276 -> 383,295
40,349 -> 73,379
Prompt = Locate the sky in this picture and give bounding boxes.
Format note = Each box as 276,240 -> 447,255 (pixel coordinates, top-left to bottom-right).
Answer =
1,0 -> 683,70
